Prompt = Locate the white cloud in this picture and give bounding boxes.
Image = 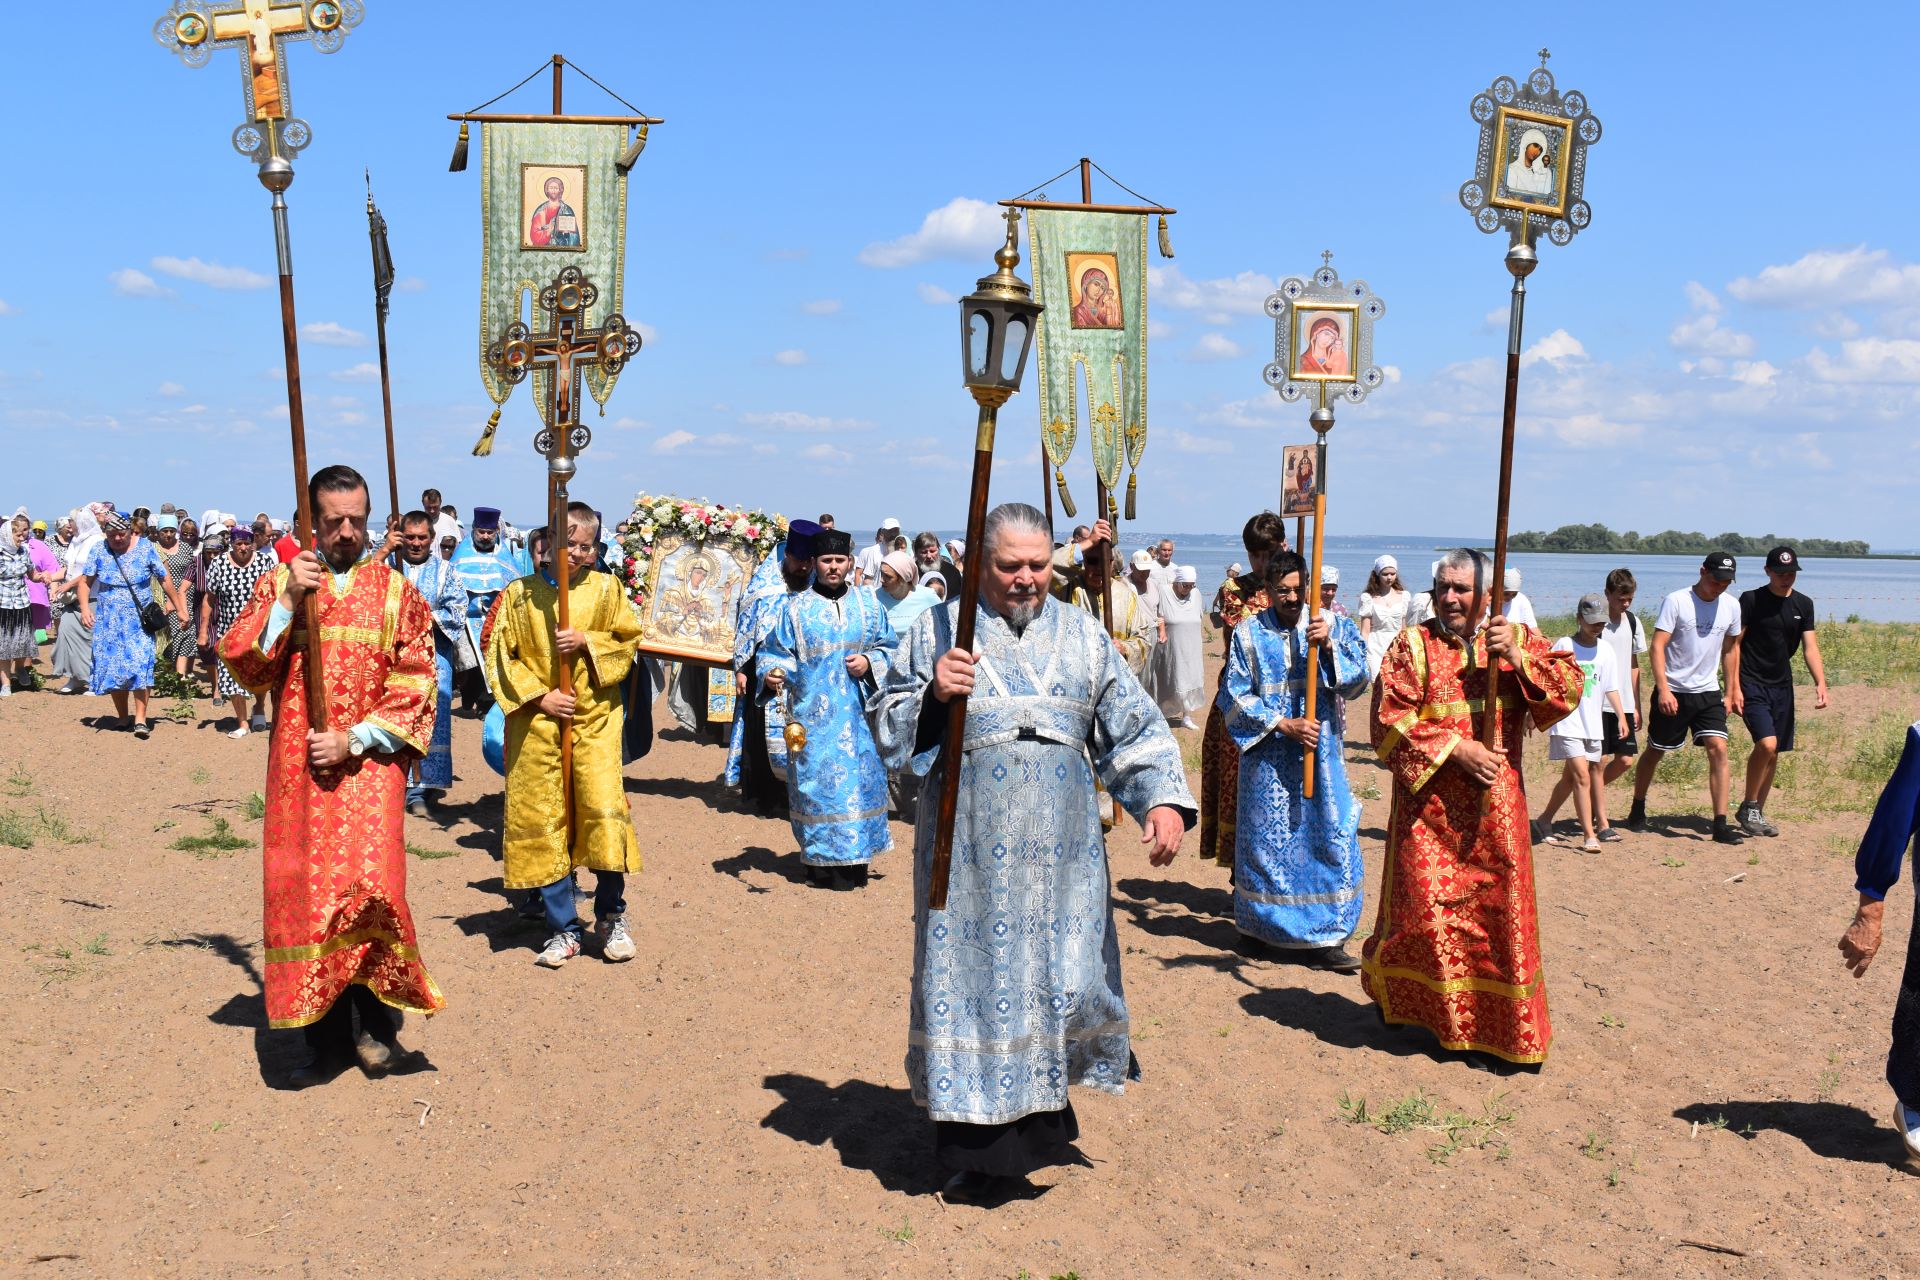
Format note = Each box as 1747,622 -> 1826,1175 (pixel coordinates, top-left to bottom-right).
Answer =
1381,365 -> 1403,384
916,282 -> 956,306
1147,318 -> 1173,340
326,395 -> 360,410
394,276 -> 428,294
632,321 -> 659,346
0,299 -> 14,316
1521,329 -> 1586,367
800,299 -> 842,316
158,381 -> 186,397
1683,280 -> 1722,314
772,349 -> 809,366
1812,312 -> 1861,339
1188,332 -> 1244,361
1148,264 -> 1276,325
1549,412 -> 1643,448
654,430 -> 747,456
739,410 -> 872,432
1167,429 -> 1232,455
1731,360 -> 1780,387
334,410 -> 368,426
328,362 -> 380,383
609,416 -> 650,430
179,403 -> 207,415
1729,246 -> 1920,309
111,268 -> 174,298
859,197 -> 1002,268
1749,431 -> 1833,471
1669,283 -> 1755,357
803,442 -> 854,465
151,255 -> 270,290
1806,338 -> 1920,384
300,321 -> 367,348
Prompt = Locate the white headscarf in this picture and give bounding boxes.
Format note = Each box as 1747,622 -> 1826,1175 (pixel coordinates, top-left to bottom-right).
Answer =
1371,554 -> 1397,576
0,506 -> 26,553
1174,564 -> 1198,584
66,507 -> 103,576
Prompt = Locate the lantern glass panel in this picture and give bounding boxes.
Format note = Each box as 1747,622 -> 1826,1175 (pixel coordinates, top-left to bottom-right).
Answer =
1000,316 -> 1029,383
967,310 -> 992,380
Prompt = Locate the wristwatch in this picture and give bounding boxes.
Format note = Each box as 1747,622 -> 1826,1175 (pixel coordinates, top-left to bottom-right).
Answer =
347,731 -> 367,759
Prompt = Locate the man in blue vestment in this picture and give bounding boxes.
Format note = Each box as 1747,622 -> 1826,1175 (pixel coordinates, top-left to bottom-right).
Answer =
726,519 -> 820,815
874,502 -> 1194,1205
759,527 -> 895,889
451,506 -> 530,714
390,510 -> 469,815
1221,549 -> 1371,970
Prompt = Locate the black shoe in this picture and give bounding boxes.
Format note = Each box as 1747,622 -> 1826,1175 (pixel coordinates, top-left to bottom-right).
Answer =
1712,823 -> 1743,846
406,796 -> 429,818
287,1047 -> 355,1089
1306,944 -> 1363,974
1234,934 -> 1274,960
1622,805 -> 1648,833
939,1170 -> 1019,1207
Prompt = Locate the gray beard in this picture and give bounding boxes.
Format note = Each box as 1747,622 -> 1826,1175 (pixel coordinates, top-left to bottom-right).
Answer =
1001,599 -> 1040,633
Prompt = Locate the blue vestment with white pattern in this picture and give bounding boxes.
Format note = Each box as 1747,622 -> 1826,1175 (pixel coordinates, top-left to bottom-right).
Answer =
451,537 -> 530,669
1220,608 -> 1371,948
395,555 -> 467,790
725,541 -> 796,786
873,596 -> 1196,1125
758,584 -> 896,866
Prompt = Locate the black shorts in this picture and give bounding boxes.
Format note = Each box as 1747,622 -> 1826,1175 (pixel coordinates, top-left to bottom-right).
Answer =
1740,678 -> 1797,752
1601,709 -> 1639,758
1646,689 -> 1728,752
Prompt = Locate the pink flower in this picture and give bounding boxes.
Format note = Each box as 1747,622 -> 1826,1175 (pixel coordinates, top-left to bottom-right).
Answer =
746,525 -> 758,539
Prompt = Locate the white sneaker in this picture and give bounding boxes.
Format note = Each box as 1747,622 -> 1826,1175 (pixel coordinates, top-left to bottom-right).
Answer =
598,915 -> 636,962
1897,1102 -> 1920,1161
226,725 -> 250,739
1180,715 -> 1198,730
0,686 -> 11,698
535,932 -> 582,968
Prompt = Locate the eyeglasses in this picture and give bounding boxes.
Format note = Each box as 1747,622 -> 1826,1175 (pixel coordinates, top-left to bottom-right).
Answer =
1269,586 -> 1304,600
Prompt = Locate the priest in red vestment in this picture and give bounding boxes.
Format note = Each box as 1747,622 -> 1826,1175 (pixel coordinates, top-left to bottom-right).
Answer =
220,465 -> 445,1087
1360,548 -> 1581,1071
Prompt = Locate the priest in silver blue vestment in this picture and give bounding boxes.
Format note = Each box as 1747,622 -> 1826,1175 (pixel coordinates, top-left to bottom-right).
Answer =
1221,549 -> 1372,971
451,506 -> 530,710
725,520 -> 820,813
872,503 -> 1194,1203
759,528 -> 896,888
390,509 -> 470,812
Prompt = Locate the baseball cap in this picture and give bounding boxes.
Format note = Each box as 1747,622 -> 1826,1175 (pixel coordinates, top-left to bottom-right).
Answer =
1764,545 -> 1800,574
879,517 -> 901,532
1577,592 -> 1608,624
1703,551 -> 1736,581
1130,549 -> 1154,571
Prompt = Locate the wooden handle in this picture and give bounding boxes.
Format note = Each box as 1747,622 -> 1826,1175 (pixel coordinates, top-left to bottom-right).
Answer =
1482,348 -> 1522,749
927,409 -> 996,912
1301,493 -> 1327,798
551,474 -> 575,827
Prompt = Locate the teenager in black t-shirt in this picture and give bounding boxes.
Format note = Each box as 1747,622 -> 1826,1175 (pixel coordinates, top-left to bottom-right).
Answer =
1730,545 -> 1829,836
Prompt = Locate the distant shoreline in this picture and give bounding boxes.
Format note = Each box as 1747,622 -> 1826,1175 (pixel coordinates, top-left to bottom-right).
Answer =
1460,547 -> 1920,562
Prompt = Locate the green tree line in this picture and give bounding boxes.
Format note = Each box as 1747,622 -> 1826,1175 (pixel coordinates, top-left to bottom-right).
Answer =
1507,523 -> 1870,558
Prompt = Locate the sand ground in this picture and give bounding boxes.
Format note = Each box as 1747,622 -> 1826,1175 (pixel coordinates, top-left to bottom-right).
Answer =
3,652 -> 1917,1279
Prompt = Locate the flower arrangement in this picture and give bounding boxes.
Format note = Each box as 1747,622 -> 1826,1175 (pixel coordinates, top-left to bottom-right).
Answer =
616,494 -> 786,610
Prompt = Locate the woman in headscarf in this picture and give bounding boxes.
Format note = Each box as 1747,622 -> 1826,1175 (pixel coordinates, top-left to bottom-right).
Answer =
49,506 -> 105,694
1356,553 -> 1412,681
0,510 -> 40,696
18,511 -> 59,651
198,523 -> 273,736
150,512 -> 199,685
77,511 -> 182,737
1151,564 -> 1207,729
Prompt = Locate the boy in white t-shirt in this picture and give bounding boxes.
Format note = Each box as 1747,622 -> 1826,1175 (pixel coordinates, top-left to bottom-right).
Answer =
1530,593 -> 1628,853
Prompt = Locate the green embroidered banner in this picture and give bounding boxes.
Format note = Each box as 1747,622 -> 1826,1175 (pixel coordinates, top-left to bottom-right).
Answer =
1028,209 -> 1149,519
479,122 -> 630,426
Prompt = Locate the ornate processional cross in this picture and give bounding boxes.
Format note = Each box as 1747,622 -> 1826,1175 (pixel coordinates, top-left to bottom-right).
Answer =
487,266 -> 642,469
155,0 -> 360,161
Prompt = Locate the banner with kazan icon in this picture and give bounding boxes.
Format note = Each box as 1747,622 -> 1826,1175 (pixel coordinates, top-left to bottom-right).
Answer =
1027,209 -> 1150,522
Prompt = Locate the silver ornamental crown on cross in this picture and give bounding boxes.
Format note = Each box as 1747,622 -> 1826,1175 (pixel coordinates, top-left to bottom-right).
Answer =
154,0 -> 364,163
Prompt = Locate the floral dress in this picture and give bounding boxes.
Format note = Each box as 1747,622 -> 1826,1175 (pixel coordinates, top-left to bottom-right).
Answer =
157,544 -> 198,663
204,552 -> 271,698
82,540 -> 168,691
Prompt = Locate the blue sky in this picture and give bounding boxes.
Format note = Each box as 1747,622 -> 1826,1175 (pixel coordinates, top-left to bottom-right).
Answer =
5,4 -> 1918,545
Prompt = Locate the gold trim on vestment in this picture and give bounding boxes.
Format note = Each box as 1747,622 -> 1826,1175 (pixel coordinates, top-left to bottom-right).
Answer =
266,975 -> 446,1029
1371,1008 -> 1548,1064
1360,959 -> 1541,1000
264,926 -> 420,965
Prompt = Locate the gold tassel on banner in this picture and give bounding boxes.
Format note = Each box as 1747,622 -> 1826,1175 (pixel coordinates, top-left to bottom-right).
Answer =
1157,214 -> 1174,259
449,121 -> 470,172
471,405 -> 501,457
1125,472 -> 1138,521
1054,468 -> 1078,519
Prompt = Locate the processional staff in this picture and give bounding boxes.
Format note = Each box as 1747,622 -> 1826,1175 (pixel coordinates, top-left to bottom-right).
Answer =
927,211 -> 1041,912
154,0 -> 367,737
1262,256 -> 1387,797
1456,49 -> 1602,746
366,173 -> 400,527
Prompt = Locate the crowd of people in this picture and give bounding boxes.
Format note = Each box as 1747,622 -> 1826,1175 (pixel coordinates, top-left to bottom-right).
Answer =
3,472 -> 1891,1195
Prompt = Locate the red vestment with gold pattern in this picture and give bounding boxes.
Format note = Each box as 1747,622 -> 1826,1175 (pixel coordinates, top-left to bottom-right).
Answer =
1359,619 -> 1580,1063
1200,573 -> 1270,866
219,561 -> 446,1030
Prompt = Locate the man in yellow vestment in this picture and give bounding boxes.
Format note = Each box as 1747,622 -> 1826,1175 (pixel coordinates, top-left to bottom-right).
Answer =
486,502 -> 643,968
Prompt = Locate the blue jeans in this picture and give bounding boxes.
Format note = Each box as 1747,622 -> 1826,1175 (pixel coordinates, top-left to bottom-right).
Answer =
536,871 -> 626,938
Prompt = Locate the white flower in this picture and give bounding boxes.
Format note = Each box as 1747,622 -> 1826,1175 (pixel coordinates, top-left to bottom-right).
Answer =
729,517 -> 750,537
651,503 -> 672,522
639,522 -> 655,538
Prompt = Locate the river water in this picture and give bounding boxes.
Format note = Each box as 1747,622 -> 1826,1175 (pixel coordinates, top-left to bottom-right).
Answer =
1026,531 -> 1920,624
